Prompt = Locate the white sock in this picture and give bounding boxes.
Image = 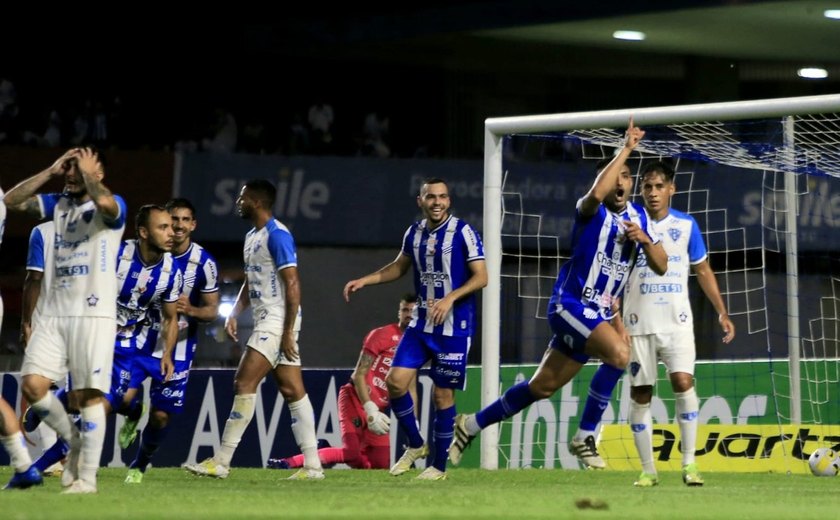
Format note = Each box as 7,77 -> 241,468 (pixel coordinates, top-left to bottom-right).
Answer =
31,393 -> 78,441
630,400 -> 656,474
217,394 -> 256,467
1,432 -> 33,472
38,422 -> 58,454
675,388 -> 700,466
78,403 -> 107,484
289,395 -> 322,470
574,428 -> 596,442
464,414 -> 481,436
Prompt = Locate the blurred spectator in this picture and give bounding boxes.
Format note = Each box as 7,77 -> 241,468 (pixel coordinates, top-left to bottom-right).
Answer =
70,99 -> 92,146
22,109 -> 61,148
202,108 -> 237,153
0,76 -> 19,144
361,110 -> 390,158
308,98 -> 334,154
288,112 -> 309,156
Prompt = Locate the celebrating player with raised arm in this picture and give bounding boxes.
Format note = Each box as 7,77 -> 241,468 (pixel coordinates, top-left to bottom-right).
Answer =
449,119 -> 667,466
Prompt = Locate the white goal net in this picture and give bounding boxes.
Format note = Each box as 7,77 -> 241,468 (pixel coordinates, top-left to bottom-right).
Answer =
480,94 -> 840,474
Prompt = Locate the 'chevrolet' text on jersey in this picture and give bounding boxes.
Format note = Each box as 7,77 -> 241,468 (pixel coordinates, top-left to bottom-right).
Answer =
38,192 -> 127,318
244,218 -> 301,334
401,215 -> 484,337
550,199 -> 660,320
26,221 -> 56,321
623,209 -> 707,334
115,240 -> 182,351
362,323 -> 403,410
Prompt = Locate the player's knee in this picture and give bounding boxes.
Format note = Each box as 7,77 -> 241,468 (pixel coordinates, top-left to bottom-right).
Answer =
21,377 -> 49,403
630,386 -> 653,404
671,374 -> 694,393
385,374 -> 407,397
150,409 -> 169,429
527,380 -> 556,400
606,348 -> 630,370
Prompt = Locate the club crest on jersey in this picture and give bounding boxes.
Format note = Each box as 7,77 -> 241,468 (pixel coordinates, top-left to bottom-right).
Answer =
426,236 -> 436,256
668,228 -> 681,242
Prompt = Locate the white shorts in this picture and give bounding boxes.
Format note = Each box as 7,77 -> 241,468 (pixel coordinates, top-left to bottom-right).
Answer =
628,329 -> 696,387
22,316 -> 116,393
247,330 -> 301,368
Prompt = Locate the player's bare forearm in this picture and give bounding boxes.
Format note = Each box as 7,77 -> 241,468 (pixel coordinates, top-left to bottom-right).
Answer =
3,170 -> 51,215
580,119 -> 644,215
344,253 -> 411,301
85,179 -> 120,220
447,259 -> 488,302
21,272 -> 42,331
280,267 -> 301,337
693,260 -> 735,342
160,302 -> 180,361
184,292 -> 220,322
643,241 -> 668,275
231,280 -> 250,318
351,352 -> 375,404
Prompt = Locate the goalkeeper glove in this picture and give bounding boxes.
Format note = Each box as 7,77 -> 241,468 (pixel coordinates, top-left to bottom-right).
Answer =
363,401 -> 390,435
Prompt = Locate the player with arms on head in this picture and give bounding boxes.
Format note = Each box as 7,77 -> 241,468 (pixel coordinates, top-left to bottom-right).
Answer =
449,120 -> 668,467
4,147 -> 127,494
621,161 -> 735,487
184,179 -> 324,480
344,178 -> 488,481
122,198 -> 220,484
269,294 -> 417,470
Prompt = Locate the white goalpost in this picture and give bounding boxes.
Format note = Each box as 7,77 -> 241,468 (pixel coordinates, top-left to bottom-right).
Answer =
481,93 -> 840,470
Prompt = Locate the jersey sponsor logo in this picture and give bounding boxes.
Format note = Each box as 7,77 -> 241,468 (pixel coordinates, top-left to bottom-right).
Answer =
162,388 -> 185,398
437,353 -> 465,362
245,264 -> 263,272
595,251 -> 630,279
639,283 -> 683,294
55,233 -> 90,249
420,271 -> 449,287
56,264 -> 90,276
629,313 -> 638,325
581,286 -> 616,310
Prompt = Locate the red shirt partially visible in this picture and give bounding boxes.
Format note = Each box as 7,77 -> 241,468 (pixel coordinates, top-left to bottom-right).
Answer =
362,323 -> 402,410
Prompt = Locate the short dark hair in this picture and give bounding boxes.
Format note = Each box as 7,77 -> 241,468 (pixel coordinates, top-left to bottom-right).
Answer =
135,204 -> 167,236
165,198 -> 196,217
401,293 -> 418,304
641,161 -> 675,183
421,177 -> 448,194
244,179 -> 277,207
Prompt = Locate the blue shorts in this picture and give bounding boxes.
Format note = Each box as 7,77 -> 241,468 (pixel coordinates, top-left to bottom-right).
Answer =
106,347 -> 136,411
129,354 -> 191,415
547,298 -> 609,364
392,326 -> 470,390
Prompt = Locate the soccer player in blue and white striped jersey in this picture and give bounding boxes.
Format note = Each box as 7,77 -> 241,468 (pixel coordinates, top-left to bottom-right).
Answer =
184,179 -> 324,481
106,205 -> 182,418
122,198 -> 219,484
344,178 -> 488,480
449,119 -> 668,467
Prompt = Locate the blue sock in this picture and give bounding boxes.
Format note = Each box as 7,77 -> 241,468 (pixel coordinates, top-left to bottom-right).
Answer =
391,393 -> 424,448
130,424 -> 170,472
579,364 -> 625,432
476,380 -> 537,429
33,439 -> 70,473
432,406 -> 456,472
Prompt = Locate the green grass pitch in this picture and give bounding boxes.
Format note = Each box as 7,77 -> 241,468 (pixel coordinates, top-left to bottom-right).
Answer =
1,466 -> 836,519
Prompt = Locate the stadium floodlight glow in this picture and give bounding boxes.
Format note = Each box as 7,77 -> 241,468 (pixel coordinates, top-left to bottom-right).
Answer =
797,67 -> 828,79
824,9 -> 840,19
612,30 -> 646,41
219,302 -> 234,318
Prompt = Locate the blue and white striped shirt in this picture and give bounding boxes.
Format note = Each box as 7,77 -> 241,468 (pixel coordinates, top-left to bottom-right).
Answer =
114,240 -> 182,352
550,199 -> 659,320
401,215 -> 484,337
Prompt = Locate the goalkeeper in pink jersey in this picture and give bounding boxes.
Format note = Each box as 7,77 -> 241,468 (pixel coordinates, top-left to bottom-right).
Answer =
269,295 -> 416,470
